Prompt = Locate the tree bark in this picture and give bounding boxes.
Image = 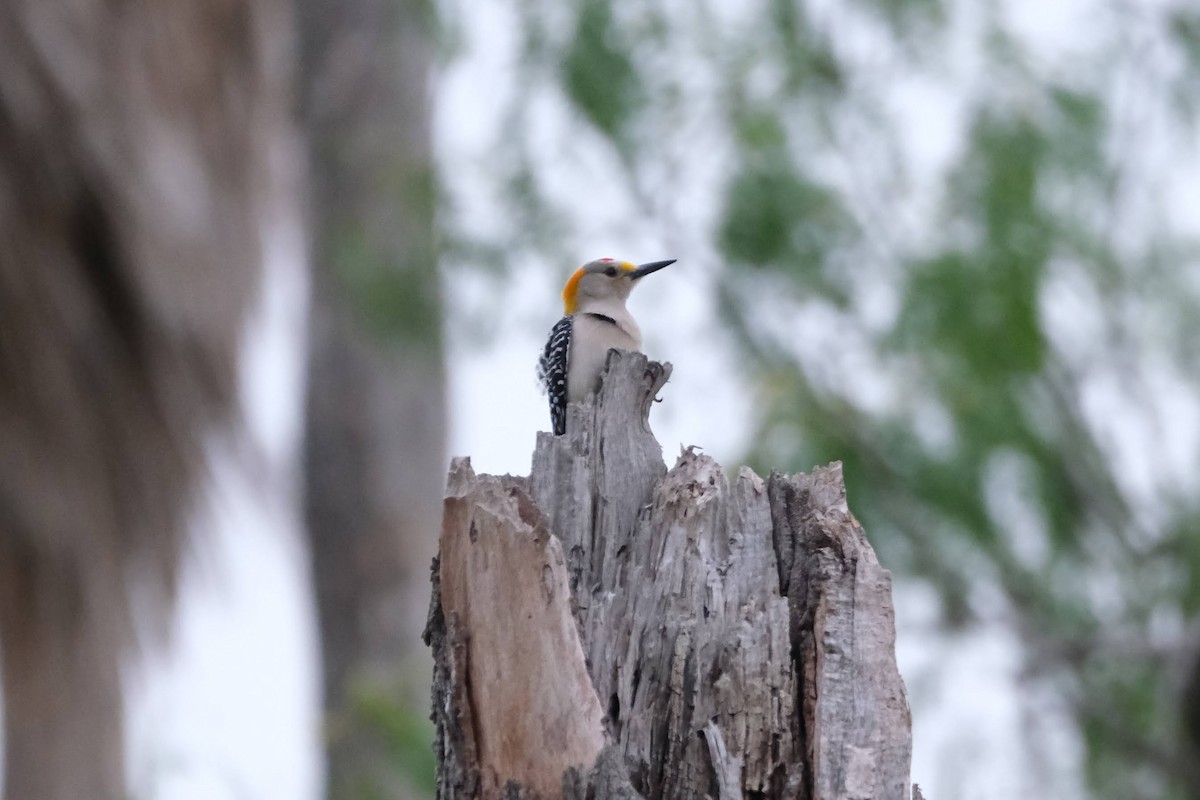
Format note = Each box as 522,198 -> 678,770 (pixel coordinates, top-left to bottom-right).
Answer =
426,351 -> 915,799
0,1 -> 297,797
297,0 -> 444,794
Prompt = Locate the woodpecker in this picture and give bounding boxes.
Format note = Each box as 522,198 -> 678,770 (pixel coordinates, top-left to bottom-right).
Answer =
537,257 -> 675,435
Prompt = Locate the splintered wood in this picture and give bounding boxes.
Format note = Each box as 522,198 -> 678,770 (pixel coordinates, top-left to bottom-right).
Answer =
426,351 -> 914,800
430,467 -> 606,798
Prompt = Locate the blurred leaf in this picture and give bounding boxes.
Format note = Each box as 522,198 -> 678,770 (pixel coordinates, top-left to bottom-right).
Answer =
1166,510 -> 1200,614
1169,9 -> 1200,71
335,225 -> 442,352
352,687 -> 438,797
1047,87 -> 1106,177
765,0 -> 844,94
561,0 -> 641,140
853,0 -> 945,38
719,160 -> 854,303
732,109 -> 789,153
333,159 -> 441,352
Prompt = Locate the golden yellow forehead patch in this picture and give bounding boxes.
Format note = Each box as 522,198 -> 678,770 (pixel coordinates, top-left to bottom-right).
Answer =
562,267 -> 587,314
562,260 -> 637,313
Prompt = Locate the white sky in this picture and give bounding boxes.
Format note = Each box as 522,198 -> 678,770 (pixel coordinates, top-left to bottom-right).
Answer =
123,177 -> 321,800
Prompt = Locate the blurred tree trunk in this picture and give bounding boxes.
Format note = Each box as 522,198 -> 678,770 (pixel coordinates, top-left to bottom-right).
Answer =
297,0 -> 444,795
426,353 -> 914,799
0,1 -> 298,798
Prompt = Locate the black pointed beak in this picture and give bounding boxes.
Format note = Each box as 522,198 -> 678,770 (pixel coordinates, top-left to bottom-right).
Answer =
629,259 -> 676,279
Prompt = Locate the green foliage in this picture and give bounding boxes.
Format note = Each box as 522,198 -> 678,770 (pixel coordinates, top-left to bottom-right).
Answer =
562,0 -> 641,141
1169,9 -> 1200,75
352,688 -> 438,797
336,227 -> 442,351
720,164 -> 851,281
451,0 -> 1200,796
326,685 -> 437,800
715,8 -> 1197,790
765,0 -> 843,94
330,159 -> 442,353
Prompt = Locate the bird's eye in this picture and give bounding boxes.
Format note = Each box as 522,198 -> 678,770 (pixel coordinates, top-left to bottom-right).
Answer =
604,266 -> 618,277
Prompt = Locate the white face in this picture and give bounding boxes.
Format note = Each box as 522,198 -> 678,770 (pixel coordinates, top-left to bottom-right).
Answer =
563,258 -> 674,314
576,261 -> 637,303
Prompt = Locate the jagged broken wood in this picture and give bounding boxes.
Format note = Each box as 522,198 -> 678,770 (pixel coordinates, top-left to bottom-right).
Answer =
426,351 -> 915,799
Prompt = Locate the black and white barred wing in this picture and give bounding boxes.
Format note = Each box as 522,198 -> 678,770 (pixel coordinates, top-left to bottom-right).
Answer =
536,315 -> 573,435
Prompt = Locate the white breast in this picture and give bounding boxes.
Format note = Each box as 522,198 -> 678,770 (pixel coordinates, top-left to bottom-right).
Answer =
567,312 -> 642,402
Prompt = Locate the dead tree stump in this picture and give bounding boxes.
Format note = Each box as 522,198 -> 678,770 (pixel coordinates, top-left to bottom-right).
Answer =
425,351 -> 914,799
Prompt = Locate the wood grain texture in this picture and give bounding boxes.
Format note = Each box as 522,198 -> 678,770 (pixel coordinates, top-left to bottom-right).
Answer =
429,461 -> 605,799
428,351 -> 914,800
769,467 -> 913,800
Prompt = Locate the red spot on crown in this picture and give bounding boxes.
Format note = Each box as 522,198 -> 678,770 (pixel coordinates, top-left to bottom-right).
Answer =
600,257 -> 614,261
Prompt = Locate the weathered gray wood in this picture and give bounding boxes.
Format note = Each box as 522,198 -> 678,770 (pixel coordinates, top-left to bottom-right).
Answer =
703,722 -> 745,800
427,350 -> 914,800
541,443 -> 799,799
769,466 -> 913,800
531,349 -> 671,606
427,462 -> 605,799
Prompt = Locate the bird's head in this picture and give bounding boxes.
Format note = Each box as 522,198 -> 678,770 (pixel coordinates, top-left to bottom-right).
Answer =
562,257 -> 675,314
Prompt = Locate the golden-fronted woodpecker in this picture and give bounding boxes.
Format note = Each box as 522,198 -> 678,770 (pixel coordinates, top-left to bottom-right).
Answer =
537,257 -> 675,435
